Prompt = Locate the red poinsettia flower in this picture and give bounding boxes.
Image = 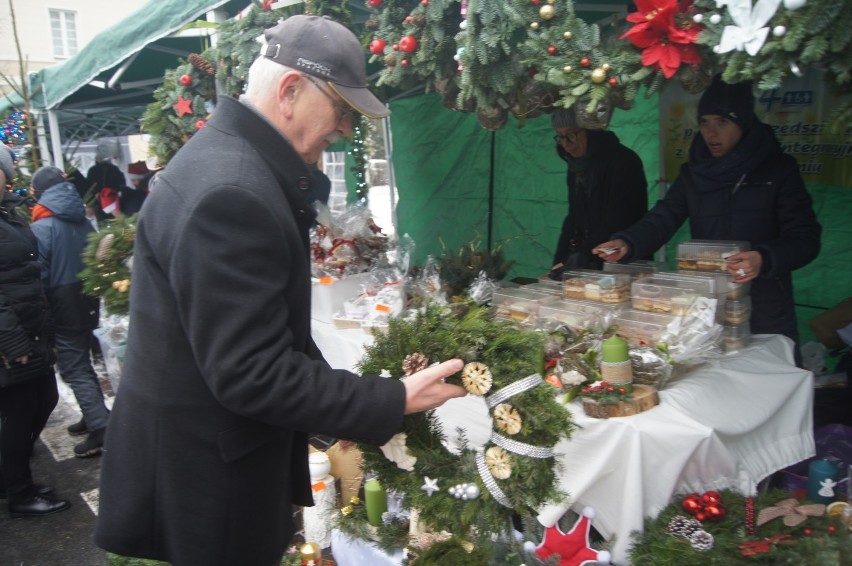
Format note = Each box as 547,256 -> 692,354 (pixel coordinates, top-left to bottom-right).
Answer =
621,0 -> 703,78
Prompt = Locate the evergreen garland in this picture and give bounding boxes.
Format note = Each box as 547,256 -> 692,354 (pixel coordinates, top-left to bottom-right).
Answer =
79,215 -> 137,316
348,117 -> 369,202
630,488 -> 852,565
352,303 -> 575,561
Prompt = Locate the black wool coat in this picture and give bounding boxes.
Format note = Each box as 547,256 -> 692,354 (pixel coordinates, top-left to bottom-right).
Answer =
615,122 -> 821,343
95,96 -> 406,566
552,130 -> 648,271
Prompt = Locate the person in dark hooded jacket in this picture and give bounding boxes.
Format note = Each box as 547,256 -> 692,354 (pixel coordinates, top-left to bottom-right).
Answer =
548,107 -> 648,276
0,148 -> 71,517
30,166 -> 108,458
595,76 -> 821,357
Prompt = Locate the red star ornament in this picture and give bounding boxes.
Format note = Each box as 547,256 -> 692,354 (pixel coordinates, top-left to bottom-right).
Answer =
173,95 -> 193,117
535,507 -> 611,566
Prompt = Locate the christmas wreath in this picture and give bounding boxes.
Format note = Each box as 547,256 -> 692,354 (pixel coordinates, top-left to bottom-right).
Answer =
79,215 -> 137,316
342,302 -> 575,559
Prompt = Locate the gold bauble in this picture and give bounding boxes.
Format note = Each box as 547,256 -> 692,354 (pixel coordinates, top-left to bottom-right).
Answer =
602,63 -> 610,71
591,68 -> 607,83
530,21 -> 540,30
539,4 -> 556,20
563,65 -> 573,73
563,31 -> 573,40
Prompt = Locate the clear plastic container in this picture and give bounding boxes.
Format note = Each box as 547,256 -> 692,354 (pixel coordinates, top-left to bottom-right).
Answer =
538,303 -> 602,334
612,309 -> 677,347
724,297 -> 751,325
491,288 -> 556,325
561,270 -> 632,303
630,277 -> 715,315
721,322 -> 751,352
602,260 -> 663,280
522,281 -> 564,296
675,270 -> 750,300
676,239 -> 750,272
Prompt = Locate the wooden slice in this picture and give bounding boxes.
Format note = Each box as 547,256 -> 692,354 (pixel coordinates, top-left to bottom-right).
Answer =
581,384 -> 659,418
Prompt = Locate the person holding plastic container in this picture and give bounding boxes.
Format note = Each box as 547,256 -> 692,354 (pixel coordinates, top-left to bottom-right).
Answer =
594,75 -> 821,354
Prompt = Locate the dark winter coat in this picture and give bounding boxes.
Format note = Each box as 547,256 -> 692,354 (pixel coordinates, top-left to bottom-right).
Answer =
30,182 -> 99,332
552,129 -> 648,272
95,96 -> 406,566
614,121 -> 821,343
0,192 -> 53,385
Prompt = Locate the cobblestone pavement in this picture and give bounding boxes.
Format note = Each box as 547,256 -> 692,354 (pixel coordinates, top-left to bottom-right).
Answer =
0,358 -> 114,566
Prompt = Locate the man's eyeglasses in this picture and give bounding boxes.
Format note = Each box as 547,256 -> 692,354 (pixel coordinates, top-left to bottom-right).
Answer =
302,74 -> 355,124
553,130 -> 581,144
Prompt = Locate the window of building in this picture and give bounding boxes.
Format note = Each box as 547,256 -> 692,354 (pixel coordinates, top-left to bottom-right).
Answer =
50,9 -> 78,59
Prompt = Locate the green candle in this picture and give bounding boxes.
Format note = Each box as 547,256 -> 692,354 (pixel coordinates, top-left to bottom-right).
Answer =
601,335 -> 629,363
364,478 -> 387,527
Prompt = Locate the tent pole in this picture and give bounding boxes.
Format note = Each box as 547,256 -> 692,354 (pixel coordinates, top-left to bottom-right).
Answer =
47,109 -> 64,170
381,113 -> 398,235
34,111 -> 52,170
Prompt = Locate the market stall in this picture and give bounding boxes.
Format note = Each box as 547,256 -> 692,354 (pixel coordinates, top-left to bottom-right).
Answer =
312,324 -> 814,564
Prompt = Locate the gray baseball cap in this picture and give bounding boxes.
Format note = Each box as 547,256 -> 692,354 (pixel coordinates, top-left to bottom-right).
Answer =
261,15 -> 390,119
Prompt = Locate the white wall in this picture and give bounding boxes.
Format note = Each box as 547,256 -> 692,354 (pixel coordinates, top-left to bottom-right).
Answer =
0,0 -> 148,92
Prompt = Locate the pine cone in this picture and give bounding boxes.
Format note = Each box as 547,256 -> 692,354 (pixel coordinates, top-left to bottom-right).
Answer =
365,17 -> 380,31
476,106 -> 508,131
189,53 -> 216,77
665,515 -> 701,538
96,233 -> 115,262
411,13 -> 426,27
383,54 -> 398,68
402,352 -> 429,376
678,63 -> 714,95
689,530 -> 714,552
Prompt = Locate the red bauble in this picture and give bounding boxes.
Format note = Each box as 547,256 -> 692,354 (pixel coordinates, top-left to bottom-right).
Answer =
399,35 -> 418,53
368,0 -> 383,7
401,59 -> 410,68
369,38 -> 387,55
694,511 -> 707,522
704,504 -> 726,521
804,528 -> 812,535
608,77 -> 618,86
531,0 -> 541,4
195,120 -> 206,130
701,491 -> 722,506
580,58 -> 591,67
392,44 -> 400,51
405,15 -> 412,23
421,0 -> 429,5
828,525 -> 837,533
547,45 -> 558,55
179,74 -> 193,86
681,494 -> 702,515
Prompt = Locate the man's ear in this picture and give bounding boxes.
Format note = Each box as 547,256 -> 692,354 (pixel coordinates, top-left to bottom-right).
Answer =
277,71 -> 303,119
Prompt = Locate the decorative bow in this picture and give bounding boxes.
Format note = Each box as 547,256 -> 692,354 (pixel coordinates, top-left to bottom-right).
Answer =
739,534 -> 792,556
717,0 -> 782,56
756,498 -> 825,527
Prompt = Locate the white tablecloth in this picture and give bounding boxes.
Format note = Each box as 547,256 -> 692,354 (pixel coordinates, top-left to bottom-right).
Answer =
311,324 -> 815,565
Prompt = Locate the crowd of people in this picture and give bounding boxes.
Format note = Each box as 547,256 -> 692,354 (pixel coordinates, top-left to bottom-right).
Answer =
0,11 -> 835,566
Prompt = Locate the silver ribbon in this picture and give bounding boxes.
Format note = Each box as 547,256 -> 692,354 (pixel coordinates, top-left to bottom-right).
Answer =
491,432 -> 554,459
486,373 -> 542,408
474,449 -> 512,508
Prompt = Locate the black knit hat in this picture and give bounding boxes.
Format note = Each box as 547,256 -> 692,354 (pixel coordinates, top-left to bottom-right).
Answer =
697,75 -> 755,131
31,166 -> 66,199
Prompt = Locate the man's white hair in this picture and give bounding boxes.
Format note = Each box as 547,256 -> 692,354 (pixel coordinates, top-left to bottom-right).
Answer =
244,56 -> 292,103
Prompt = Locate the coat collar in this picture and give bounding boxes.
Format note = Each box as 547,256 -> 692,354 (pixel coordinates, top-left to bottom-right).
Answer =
209,96 -> 318,228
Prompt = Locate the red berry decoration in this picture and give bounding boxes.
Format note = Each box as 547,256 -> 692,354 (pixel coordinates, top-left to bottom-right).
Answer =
804,528 -> 812,536
421,0 -> 429,4
369,38 -> 387,55
828,525 -> 836,533
399,35 -> 418,53
368,0 -> 383,7
401,59 -> 410,68
547,45 -> 558,55
195,120 -> 206,130
179,74 -> 193,86
531,0 -> 541,4
700,491 -> 721,505
694,512 -> 706,522
608,77 -> 618,86
580,58 -> 591,67
392,44 -> 400,51
405,15 -> 412,23
704,504 -> 725,521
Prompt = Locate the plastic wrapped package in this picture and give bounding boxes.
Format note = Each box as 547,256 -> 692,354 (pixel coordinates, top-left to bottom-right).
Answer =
467,270 -> 499,306
310,201 -> 391,278
94,314 -> 129,392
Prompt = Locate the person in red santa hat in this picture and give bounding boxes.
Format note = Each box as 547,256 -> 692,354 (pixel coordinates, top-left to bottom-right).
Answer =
119,161 -> 151,216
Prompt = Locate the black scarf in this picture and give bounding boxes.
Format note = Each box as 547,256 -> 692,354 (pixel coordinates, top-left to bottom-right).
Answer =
688,121 -> 777,192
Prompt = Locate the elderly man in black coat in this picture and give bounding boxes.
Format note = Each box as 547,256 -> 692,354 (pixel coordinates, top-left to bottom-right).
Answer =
95,15 -> 466,566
